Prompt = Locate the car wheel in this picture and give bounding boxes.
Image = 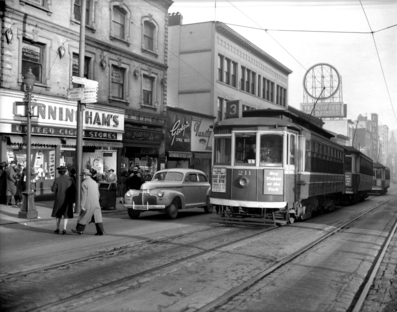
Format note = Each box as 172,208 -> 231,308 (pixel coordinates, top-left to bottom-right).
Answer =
166,200 -> 179,219
127,209 -> 141,219
204,196 -> 214,213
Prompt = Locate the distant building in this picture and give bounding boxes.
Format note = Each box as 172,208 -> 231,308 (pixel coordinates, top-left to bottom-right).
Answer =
378,124 -> 389,165
322,119 -> 354,146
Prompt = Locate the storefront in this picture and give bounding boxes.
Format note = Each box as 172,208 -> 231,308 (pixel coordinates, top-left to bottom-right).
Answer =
122,109 -> 166,180
0,90 -> 124,196
166,107 -> 214,177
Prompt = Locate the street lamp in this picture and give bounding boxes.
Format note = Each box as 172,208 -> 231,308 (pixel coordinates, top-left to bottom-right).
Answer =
19,68 -> 38,219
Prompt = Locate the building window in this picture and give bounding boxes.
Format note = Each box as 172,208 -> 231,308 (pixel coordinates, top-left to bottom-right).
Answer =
225,58 -> 230,85
218,54 -> 224,82
111,65 -> 125,99
110,3 -> 130,44
217,97 -> 224,121
246,69 -> 251,92
112,6 -> 125,39
72,53 -> 90,87
231,61 -> 237,87
20,0 -> 52,13
143,21 -> 155,51
251,71 -> 256,95
258,75 -> 261,98
240,66 -> 246,91
73,0 -> 90,24
262,77 -> 266,99
270,81 -> 274,102
143,75 -> 154,105
22,41 -> 44,84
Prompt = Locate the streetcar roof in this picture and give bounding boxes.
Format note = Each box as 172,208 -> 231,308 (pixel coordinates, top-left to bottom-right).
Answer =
215,117 -> 303,131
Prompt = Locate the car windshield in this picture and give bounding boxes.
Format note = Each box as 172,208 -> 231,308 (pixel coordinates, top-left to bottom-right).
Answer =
153,171 -> 184,182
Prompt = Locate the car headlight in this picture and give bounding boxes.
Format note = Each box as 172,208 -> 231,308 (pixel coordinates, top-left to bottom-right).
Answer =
157,190 -> 164,197
125,192 -> 131,197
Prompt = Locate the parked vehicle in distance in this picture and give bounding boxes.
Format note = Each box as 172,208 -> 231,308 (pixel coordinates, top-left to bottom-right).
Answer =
124,168 -> 213,219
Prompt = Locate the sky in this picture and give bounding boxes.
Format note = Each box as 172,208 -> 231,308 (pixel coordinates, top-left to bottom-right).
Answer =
168,0 -> 397,133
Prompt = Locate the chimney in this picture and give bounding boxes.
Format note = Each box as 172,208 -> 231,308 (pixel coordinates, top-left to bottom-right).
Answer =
168,12 -> 183,26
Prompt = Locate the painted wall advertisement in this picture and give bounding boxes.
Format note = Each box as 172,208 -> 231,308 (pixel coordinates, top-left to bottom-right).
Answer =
263,169 -> 284,195
83,152 -> 117,176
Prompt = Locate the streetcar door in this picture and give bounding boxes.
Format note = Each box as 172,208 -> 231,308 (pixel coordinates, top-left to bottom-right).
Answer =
286,133 -> 297,203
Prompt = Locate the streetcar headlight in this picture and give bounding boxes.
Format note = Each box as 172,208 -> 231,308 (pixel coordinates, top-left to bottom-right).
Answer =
239,177 -> 248,187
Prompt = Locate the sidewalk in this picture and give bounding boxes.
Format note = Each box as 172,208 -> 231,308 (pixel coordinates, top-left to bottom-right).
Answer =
0,200 -> 126,225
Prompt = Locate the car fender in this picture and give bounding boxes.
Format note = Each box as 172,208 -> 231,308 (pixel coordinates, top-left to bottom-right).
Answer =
160,189 -> 186,208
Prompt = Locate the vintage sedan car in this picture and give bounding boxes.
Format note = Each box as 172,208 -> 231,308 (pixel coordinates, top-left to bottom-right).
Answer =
124,168 -> 213,219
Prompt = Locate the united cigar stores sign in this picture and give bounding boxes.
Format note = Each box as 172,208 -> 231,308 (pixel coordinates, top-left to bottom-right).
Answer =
11,125 -> 118,140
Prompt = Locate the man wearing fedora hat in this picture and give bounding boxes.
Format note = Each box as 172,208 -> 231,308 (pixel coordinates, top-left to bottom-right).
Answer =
51,166 -> 75,234
72,169 -> 105,236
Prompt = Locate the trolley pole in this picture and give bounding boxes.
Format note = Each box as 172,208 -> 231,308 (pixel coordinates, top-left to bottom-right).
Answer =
75,0 -> 86,214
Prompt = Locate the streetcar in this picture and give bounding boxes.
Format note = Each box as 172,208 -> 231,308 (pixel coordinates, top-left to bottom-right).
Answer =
371,162 -> 390,195
210,105 -> 373,226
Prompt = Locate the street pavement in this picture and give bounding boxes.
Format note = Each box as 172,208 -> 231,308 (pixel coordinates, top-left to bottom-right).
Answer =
0,199 -> 125,226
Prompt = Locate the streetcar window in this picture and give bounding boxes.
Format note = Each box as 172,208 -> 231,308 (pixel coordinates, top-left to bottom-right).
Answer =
289,134 -> 295,165
259,134 -> 283,166
374,169 -> 382,179
235,134 -> 256,165
345,155 -> 352,173
214,137 -> 231,165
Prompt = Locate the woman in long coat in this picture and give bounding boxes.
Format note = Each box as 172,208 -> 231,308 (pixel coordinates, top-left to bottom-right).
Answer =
51,166 -> 74,234
72,169 -> 105,236
6,161 -> 17,205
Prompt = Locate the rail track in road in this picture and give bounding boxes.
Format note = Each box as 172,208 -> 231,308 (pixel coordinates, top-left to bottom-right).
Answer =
196,194 -> 397,312
2,195 -> 395,312
1,222 -> 277,312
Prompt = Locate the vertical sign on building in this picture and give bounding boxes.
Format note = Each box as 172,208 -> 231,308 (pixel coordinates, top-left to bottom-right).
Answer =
371,113 -> 378,161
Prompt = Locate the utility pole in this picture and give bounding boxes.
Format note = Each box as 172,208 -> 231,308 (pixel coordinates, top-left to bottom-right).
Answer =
75,0 -> 86,214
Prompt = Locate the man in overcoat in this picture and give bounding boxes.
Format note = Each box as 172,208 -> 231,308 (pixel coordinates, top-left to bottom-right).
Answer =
72,169 -> 105,236
51,166 -> 74,234
6,161 -> 17,205
0,162 -> 8,204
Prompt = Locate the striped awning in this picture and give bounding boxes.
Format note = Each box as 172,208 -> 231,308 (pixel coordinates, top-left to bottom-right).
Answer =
7,135 -> 61,146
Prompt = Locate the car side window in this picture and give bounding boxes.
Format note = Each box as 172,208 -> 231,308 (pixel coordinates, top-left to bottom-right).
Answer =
189,174 -> 198,183
198,174 -> 207,182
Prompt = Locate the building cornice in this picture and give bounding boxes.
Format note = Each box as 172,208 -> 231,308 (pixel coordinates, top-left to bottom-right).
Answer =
144,0 -> 174,12
215,22 -> 292,76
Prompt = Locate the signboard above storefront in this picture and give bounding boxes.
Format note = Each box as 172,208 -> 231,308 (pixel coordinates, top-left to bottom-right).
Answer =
300,102 -> 347,118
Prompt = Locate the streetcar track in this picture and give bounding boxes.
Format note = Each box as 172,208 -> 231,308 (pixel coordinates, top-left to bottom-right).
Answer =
24,225 -> 277,312
196,194 -> 397,312
0,224 -> 225,282
3,195 -> 395,312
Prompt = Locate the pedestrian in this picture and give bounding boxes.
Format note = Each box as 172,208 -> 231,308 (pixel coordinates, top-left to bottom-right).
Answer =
6,161 -> 18,206
106,169 -> 117,183
0,161 -> 8,204
72,169 -> 105,236
14,165 -> 23,207
125,166 -> 144,190
51,166 -> 75,235
69,168 -> 77,212
117,170 -> 128,204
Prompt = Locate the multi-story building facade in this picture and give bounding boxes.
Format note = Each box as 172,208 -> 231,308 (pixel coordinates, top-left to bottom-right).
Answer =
378,124 -> 389,165
167,14 -> 292,175
0,0 -> 172,195
323,119 -> 355,146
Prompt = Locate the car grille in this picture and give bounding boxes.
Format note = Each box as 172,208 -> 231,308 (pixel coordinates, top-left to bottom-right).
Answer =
132,192 -> 157,205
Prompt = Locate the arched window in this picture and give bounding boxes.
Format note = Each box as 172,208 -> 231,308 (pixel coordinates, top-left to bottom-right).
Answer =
144,21 -> 155,51
110,2 -> 131,45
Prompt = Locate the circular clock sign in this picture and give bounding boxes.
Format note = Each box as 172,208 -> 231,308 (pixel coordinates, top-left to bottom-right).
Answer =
303,63 -> 340,100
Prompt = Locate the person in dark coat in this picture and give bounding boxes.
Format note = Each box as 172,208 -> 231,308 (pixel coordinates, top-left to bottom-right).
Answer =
72,169 -> 105,236
125,167 -> 144,190
6,161 -> 17,205
14,165 -> 23,207
0,162 -> 8,204
51,166 -> 74,235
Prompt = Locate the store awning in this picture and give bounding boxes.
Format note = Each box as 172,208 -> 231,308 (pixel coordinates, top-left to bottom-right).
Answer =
84,140 -> 123,148
7,135 -> 61,146
63,139 -> 123,149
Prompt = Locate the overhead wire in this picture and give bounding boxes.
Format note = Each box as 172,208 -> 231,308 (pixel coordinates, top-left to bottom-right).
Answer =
223,0 -> 396,124
359,0 -> 397,123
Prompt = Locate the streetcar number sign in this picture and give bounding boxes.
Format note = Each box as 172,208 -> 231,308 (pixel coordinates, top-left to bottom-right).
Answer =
225,100 -> 240,119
